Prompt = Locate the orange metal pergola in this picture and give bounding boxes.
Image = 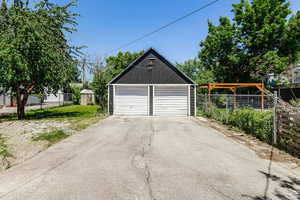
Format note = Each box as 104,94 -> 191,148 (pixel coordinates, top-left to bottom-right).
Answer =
199,83 -> 265,110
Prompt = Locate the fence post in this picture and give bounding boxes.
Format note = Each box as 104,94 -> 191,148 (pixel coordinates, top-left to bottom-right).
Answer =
204,93 -> 207,112
225,94 -> 229,124
273,91 -> 278,145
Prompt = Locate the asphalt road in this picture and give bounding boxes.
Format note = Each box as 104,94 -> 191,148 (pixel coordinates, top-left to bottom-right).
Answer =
0,116 -> 299,200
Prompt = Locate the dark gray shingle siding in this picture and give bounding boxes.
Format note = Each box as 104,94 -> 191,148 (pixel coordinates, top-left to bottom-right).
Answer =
190,86 -> 195,116
109,85 -> 114,115
111,50 -> 194,84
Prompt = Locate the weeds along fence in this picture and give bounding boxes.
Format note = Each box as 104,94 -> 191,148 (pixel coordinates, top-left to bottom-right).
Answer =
197,94 -> 275,143
197,93 -> 300,157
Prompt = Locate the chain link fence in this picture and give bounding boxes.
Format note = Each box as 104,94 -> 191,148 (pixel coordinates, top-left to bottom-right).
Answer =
197,92 -> 300,157
197,93 -> 276,144
197,94 -> 275,111
0,93 -> 73,116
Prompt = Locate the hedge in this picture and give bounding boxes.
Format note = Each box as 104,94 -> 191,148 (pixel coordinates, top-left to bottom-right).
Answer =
198,106 -> 273,144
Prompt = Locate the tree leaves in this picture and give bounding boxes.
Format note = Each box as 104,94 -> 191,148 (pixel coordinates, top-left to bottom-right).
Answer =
0,0 -> 79,118
199,0 -> 300,83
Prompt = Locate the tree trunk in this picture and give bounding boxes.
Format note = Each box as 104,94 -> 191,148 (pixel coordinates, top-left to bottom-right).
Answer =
16,88 -> 29,120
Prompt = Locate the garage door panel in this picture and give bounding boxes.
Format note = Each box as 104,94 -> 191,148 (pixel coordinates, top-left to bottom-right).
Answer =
114,86 -> 148,116
154,86 -> 188,116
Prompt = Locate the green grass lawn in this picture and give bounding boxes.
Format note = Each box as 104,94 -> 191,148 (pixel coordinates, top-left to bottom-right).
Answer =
0,105 -> 107,131
1,105 -> 101,120
32,130 -> 70,147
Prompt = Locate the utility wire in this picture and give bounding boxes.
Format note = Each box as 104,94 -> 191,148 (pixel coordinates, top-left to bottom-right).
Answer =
106,0 -> 221,55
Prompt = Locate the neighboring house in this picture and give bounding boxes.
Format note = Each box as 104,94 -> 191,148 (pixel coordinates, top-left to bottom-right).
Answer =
107,48 -> 197,116
0,92 -> 41,107
294,64 -> 300,83
44,90 -> 64,103
0,93 -> 11,107
270,64 -> 300,101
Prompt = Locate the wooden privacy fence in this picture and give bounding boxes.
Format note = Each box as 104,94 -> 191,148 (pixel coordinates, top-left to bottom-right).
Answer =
275,94 -> 300,157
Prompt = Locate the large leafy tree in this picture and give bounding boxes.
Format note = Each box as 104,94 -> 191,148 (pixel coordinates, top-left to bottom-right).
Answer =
0,0 -> 79,119
199,0 -> 300,83
91,51 -> 144,110
176,58 -> 215,84
105,51 -> 144,78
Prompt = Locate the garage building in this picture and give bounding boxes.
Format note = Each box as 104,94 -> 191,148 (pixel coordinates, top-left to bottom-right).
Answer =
108,48 -> 197,116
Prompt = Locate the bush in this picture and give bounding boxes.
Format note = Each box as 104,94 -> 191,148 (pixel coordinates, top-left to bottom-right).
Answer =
290,99 -> 300,108
199,106 -> 273,144
71,86 -> 81,105
228,109 -> 273,143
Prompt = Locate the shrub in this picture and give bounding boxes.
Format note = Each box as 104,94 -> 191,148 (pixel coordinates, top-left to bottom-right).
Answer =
199,106 -> 273,144
228,109 -> 273,143
71,86 -> 81,105
290,99 -> 300,108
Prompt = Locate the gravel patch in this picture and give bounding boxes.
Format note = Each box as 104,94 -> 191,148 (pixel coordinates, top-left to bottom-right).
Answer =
0,120 -> 73,171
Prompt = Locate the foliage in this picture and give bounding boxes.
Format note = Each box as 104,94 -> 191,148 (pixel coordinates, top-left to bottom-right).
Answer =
1,105 -> 106,133
199,0 -> 300,83
176,58 -> 215,84
91,69 -> 110,110
91,51 -> 144,110
33,130 -> 69,146
199,106 -> 273,143
0,0 -> 79,119
70,85 -> 81,105
290,99 -> 300,108
105,51 -> 144,78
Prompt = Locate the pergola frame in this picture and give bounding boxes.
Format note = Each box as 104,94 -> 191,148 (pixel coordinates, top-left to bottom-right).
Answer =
199,83 -> 265,110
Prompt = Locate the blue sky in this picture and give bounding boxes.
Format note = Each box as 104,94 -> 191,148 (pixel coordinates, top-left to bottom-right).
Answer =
65,0 -> 300,63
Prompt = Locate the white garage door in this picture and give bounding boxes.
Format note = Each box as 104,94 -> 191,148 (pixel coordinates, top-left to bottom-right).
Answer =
114,86 -> 148,116
154,86 -> 188,116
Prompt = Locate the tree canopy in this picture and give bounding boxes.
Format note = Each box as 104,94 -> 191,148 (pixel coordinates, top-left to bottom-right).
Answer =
0,0 -> 79,119
199,0 -> 300,83
176,59 -> 215,85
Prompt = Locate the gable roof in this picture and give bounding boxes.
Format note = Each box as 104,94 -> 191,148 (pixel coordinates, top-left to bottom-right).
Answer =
108,48 -> 196,85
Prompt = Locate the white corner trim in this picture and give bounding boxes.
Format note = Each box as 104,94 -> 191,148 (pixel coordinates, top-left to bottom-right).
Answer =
194,86 -> 197,116
113,85 -> 116,115
148,86 -> 150,116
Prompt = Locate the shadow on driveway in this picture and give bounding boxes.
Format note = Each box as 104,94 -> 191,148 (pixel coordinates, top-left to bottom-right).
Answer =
242,147 -> 300,200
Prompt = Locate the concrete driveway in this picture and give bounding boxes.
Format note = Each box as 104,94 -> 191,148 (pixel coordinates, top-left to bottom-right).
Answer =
0,116 -> 299,200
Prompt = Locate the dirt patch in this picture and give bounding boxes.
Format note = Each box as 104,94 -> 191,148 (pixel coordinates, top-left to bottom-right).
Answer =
193,117 -> 300,168
0,120 -> 73,172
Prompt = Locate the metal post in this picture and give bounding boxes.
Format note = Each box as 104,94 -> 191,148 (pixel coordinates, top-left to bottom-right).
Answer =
233,88 -> 237,110
204,93 -> 207,112
225,94 -> 229,124
3,94 -> 5,107
58,93 -> 61,106
273,91 -> 278,145
261,84 -> 265,111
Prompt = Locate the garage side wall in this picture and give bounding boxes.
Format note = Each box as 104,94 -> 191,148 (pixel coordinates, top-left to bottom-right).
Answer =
190,86 -> 195,116
109,85 -> 114,115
